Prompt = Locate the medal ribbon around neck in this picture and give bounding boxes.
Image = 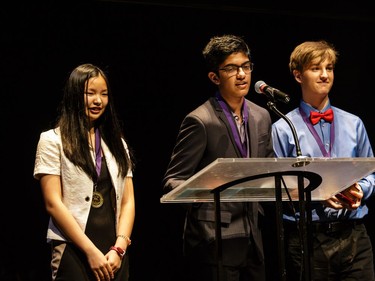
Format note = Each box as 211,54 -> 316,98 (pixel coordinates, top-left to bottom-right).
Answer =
299,107 -> 335,157
95,128 -> 102,176
216,92 -> 249,158
92,128 -> 104,208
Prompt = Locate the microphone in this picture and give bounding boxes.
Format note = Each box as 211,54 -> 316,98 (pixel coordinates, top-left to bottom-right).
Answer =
255,80 -> 290,104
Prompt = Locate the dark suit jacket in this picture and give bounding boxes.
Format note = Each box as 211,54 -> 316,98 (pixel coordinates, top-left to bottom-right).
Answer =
163,96 -> 274,265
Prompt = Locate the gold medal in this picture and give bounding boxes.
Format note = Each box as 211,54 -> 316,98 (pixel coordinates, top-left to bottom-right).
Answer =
92,191 -> 104,208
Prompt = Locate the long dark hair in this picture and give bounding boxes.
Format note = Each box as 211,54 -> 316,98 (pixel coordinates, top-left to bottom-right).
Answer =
56,63 -> 133,180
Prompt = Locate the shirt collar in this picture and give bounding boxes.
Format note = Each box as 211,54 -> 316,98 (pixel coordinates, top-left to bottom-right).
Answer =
299,100 -> 331,115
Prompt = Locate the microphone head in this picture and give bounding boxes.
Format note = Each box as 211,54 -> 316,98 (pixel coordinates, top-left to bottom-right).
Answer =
254,80 -> 266,94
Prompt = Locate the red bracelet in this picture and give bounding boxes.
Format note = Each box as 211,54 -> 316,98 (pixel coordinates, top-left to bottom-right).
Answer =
110,246 -> 125,259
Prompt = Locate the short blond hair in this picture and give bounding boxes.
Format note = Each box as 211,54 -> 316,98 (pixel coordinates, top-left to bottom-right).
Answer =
289,40 -> 338,73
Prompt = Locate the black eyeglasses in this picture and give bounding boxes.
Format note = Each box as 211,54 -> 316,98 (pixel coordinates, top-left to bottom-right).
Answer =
219,62 -> 254,76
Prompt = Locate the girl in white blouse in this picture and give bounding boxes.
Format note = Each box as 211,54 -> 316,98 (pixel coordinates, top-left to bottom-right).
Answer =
34,63 -> 135,281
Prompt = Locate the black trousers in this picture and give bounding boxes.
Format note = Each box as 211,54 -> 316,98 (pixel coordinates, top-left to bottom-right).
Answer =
182,237 -> 265,281
284,221 -> 375,281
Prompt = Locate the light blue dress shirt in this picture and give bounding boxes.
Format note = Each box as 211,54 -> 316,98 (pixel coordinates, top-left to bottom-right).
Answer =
272,100 -> 375,222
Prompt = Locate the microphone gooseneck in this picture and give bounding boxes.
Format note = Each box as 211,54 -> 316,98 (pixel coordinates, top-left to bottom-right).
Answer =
267,101 -> 303,158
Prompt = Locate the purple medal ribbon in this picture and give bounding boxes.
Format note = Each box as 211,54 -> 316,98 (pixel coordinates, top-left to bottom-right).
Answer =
216,93 -> 249,158
299,107 -> 334,157
95,128 -> 102,176
91,128 -> 104,208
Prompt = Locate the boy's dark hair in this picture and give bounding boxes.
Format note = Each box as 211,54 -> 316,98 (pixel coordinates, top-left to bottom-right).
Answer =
202,34 -> 251,73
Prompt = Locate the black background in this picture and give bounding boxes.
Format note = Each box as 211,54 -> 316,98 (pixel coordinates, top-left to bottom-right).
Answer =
2,1 -> 375,280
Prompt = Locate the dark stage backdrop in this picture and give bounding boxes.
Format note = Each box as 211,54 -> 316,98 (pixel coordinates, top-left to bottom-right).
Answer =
2,1 -> 374,280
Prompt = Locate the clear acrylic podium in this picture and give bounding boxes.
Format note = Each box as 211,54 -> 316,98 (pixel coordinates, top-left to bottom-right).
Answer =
161,157 -> 375,281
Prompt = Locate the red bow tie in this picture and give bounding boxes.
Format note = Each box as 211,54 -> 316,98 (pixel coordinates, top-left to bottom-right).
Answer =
309,108 -> 334,125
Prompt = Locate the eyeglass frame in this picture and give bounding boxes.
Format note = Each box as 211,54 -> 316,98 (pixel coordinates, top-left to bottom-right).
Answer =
218,61 -> 254,76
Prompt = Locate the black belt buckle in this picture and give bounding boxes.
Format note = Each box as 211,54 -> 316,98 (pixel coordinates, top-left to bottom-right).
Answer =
326,221 -> 348,233
326,222 -> 336,233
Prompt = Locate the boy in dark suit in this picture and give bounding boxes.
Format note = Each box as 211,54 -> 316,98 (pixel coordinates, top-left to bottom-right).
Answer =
162,34 -> 274,281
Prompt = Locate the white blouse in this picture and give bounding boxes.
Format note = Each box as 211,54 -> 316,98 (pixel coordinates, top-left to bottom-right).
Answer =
33,127 -> 132,242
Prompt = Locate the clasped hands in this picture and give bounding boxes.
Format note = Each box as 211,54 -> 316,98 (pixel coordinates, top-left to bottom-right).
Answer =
323,183 -> 363,210
88,247 -> 123,281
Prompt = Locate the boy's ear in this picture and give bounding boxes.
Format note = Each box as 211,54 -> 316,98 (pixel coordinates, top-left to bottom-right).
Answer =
293,70 -> 302,82
208,72 -> 220,85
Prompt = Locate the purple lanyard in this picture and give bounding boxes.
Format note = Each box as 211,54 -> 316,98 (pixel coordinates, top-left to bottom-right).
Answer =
299,107 -> 335,157
95,128 -> 102,176
216,93 -> 249,158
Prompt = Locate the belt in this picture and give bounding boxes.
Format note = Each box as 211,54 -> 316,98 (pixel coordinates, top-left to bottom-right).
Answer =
312,219 -> 364,233
284,219 -> 364,234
